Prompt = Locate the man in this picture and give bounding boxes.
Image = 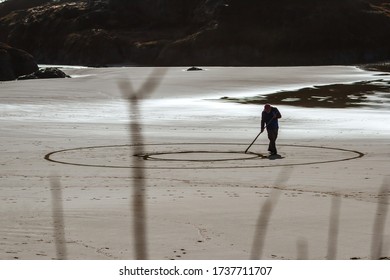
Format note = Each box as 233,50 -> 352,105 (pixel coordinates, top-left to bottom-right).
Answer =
261,104 -> 282,155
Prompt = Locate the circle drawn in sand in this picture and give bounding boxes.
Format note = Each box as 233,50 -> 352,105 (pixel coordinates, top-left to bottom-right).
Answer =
44,143 -> 364,169
142,151 -> 263,162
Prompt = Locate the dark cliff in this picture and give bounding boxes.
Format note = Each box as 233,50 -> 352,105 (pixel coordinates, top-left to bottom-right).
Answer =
1,0 -> 390,66
0,42 -> 38,81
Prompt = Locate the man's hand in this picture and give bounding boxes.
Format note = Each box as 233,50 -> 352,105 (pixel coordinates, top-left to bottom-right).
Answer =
260,127 -> 265,133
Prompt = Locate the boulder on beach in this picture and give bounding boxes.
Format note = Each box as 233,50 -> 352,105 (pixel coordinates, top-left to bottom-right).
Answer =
0,42 -> 38,81
17,67 -> 71,80
186,66 -> 204,71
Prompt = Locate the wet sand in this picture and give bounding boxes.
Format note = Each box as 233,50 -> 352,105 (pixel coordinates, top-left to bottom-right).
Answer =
0,66 -> 389,260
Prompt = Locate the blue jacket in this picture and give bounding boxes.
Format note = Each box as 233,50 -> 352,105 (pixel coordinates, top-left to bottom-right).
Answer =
261,107 -> 282,130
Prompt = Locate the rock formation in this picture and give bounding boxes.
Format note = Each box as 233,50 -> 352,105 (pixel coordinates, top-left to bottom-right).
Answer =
0,0 -> 389,66
17,67 -> 70,80
0,42 -> 38,81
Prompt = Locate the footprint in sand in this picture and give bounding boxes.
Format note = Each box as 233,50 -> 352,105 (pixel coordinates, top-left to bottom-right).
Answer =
255,191 -> 268,197
224,191 -> 240,198
169,248 -> 188,260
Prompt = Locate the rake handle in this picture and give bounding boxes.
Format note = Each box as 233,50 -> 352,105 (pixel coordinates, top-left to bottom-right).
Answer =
245,130 -> 263,154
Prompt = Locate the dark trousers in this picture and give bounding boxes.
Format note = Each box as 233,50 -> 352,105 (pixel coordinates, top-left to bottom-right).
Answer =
267,128 -> 278,154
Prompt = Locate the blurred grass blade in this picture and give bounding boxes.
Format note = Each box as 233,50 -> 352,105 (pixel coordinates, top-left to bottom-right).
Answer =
50,176 -> 67,260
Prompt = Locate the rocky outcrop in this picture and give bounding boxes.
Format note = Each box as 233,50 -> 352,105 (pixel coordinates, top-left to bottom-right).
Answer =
17,67 -> 70,80
186,66 -> 204,71
0,42 -> 38,81
156,0 -> 390,66
0,0 -> 390,66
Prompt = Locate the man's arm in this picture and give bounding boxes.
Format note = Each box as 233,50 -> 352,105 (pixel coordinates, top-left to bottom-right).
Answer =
260,112 -> 265,132
275,108 -> 282,119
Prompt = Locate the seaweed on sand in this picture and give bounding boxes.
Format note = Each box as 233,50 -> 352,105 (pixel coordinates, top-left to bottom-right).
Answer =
221,80 -> 390,108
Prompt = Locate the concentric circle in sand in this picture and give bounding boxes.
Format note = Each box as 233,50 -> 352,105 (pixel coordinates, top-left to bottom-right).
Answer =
44,143 -> 364,169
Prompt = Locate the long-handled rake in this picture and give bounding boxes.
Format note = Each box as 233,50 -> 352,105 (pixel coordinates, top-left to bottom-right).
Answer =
245,130 -> 264,154
244,117 -> 275,154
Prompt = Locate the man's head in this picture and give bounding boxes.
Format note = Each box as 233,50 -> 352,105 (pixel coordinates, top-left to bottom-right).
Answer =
264,104 -> 271,113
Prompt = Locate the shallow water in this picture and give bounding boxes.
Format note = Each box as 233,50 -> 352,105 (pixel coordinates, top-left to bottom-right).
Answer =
1,66 -> 389,139
221,79 -> 390,108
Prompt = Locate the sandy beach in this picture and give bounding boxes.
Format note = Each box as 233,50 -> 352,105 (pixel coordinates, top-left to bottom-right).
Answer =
0,66 -> 389,260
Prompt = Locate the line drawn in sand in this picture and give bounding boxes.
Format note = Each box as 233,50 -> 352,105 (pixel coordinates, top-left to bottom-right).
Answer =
44,143 -> 364,169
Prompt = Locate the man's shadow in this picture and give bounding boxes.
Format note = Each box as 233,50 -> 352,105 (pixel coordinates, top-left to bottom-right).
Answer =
267,154 -> 284,160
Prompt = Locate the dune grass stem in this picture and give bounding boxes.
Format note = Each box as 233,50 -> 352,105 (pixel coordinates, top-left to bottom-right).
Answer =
119,68 -> 167,259
371,180 -> 389,259
326,196 -> 341,259
50,176 -> 68,260
250,167 -> 292,259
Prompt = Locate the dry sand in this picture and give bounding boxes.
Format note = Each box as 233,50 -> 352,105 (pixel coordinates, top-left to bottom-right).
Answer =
0,66 -> 389,260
